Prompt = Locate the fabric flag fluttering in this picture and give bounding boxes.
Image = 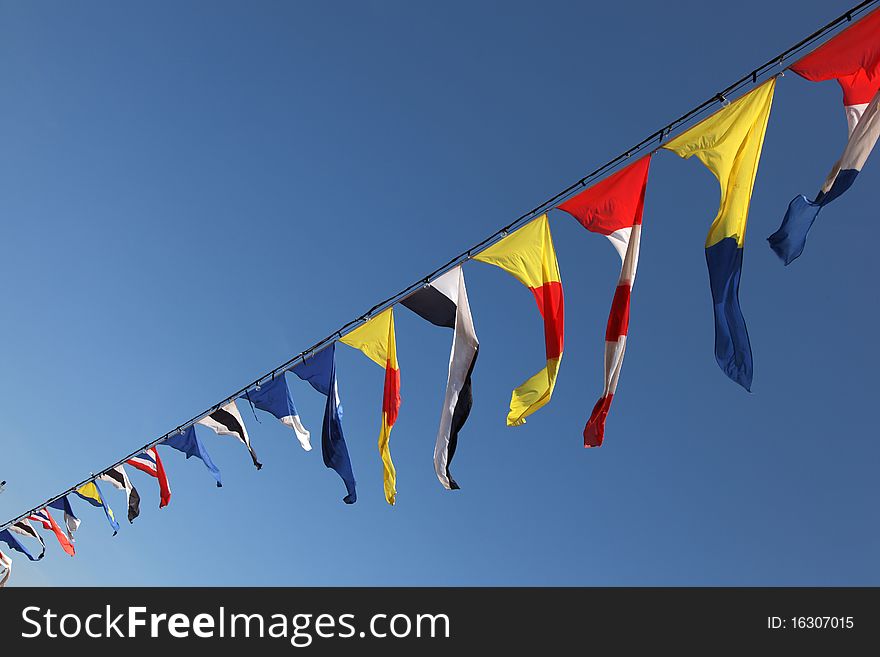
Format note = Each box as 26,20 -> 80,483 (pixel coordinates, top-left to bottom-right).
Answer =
127,447 -> 172,508
290,343 -> 357,504
0,549 -> 11,588
558,155 -> 652,447
0,528 -> 40,561
663,78 -> 776,391
198,400 -> 261,470
341,308 -> 401,505
7,520 -> 45,560
28,508 -> 75,556
402,266 -> 479,490
163,426 -> 223,488
474,214 -> 564,426
242,373 -> 311,451
768,8 -> 880,264
98,465 -> 141,523
48,495 -> 81,540
74,481 -> 120,535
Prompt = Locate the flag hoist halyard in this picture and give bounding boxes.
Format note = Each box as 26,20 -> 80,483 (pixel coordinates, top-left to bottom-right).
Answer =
474,214 -> 564,426
27,508 -> 75,557
341,307 -> 401,505
290,344 -> 357,504
664,78 -> 776,391
0,549 -> 10,588
197,400 -> 262,470
242,373 -> 311,451
98,465 -> 141,524
127,447 -> 172,508
558,155 -> 652,447
769,8 -> 880,265
402,265 -> 479,490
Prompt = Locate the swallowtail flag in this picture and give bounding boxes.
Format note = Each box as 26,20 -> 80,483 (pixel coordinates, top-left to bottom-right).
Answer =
48,495 -> 81,540
0,527 -> 40,561
290,343 -> 357,504
402,266 -> 479,489
242,373 -> 311,451
7,519 -> 45,560
28,508 -> 75,556
558,155 -> 651,447
664,79 -> 776,391
198,400 -> 262,470
163,426 -> 223,488
769,8 -> 880,264
127,447 -> 172,508
0,549 -> 10,588
98,465 -> 141,523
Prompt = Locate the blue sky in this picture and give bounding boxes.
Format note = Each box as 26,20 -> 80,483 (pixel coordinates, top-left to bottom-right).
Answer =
1,0 -> 877,586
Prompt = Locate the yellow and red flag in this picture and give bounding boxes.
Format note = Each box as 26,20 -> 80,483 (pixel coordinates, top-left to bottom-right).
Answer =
341,307 -> 401,505
474,214 -> 563,426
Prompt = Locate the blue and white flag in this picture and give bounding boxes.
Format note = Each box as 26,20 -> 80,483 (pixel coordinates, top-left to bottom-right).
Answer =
198,400 -> 262,470
48,495 -> 81,540
163,426 -> 223,487
243,373 -> 311,451
290,343 -> 356,504
0,526 -> 42,561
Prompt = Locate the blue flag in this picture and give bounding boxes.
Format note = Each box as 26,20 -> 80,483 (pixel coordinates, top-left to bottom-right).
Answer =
291,343 -> 356,504
242,373 -> 312,451
48,495 -> 81,538
163,426 -> 223,487
0,528 -> 40,561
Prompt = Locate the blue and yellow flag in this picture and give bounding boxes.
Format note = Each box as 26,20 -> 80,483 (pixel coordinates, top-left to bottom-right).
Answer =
664,79 -> 776,390
75,480 -> 120,535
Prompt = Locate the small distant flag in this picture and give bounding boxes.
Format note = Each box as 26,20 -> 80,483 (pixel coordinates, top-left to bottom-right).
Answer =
402,266 -> 479,490
74,481 -> 120,535
7,520 -> 45,560
162,426 -> 223,488
242,373 -> 311,451
28,508 -> 75,557
291,343 -> 357,504
127,447 -> 172,508
474,214 -> 564,426
0,549 -> 11,588
769,8 -> 880,264
0,528 -> 40,562
558,155 -> 652,447
48,495 -> 81,540
198,400 -> 262,470
98,465 -> 141,523
341,307 -> 401,505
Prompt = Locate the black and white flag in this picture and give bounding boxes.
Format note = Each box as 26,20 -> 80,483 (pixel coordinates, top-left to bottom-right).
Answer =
99,465 -> 141,523
198,400 -> 262,470
402,266 -> 479,489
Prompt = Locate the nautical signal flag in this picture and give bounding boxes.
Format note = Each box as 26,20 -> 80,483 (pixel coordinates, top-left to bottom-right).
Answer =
163,426 -> 223,488
27,508 -> 75,557
7,520 -> 45,560
0,549 -> 10,588
48,495 -> 80,541
290,343 -> 357,504
664,78 -> 776,391
98,465 -> 141,524
474,214 -> 564,426
127,447 -> 172,508
242,373 -> 311,451
402,266 -> 479,490
198,400 -> 262,470
75,481 -> 120,535
0,528 -> 40,562
341,307 -> 401,505
769,8 -> 880,264
558,155 -> 651,447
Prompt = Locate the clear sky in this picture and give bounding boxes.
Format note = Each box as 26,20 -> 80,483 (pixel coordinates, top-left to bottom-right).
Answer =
1,0 -> 877,586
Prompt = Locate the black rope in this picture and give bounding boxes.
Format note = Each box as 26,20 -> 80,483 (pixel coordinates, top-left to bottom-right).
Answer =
2,0 -> 877,532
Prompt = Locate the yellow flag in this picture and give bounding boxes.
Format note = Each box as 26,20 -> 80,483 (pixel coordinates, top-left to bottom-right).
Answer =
341,308 -> 400,505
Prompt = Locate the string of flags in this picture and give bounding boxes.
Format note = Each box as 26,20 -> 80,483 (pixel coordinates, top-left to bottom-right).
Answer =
1,2 -> 878,587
